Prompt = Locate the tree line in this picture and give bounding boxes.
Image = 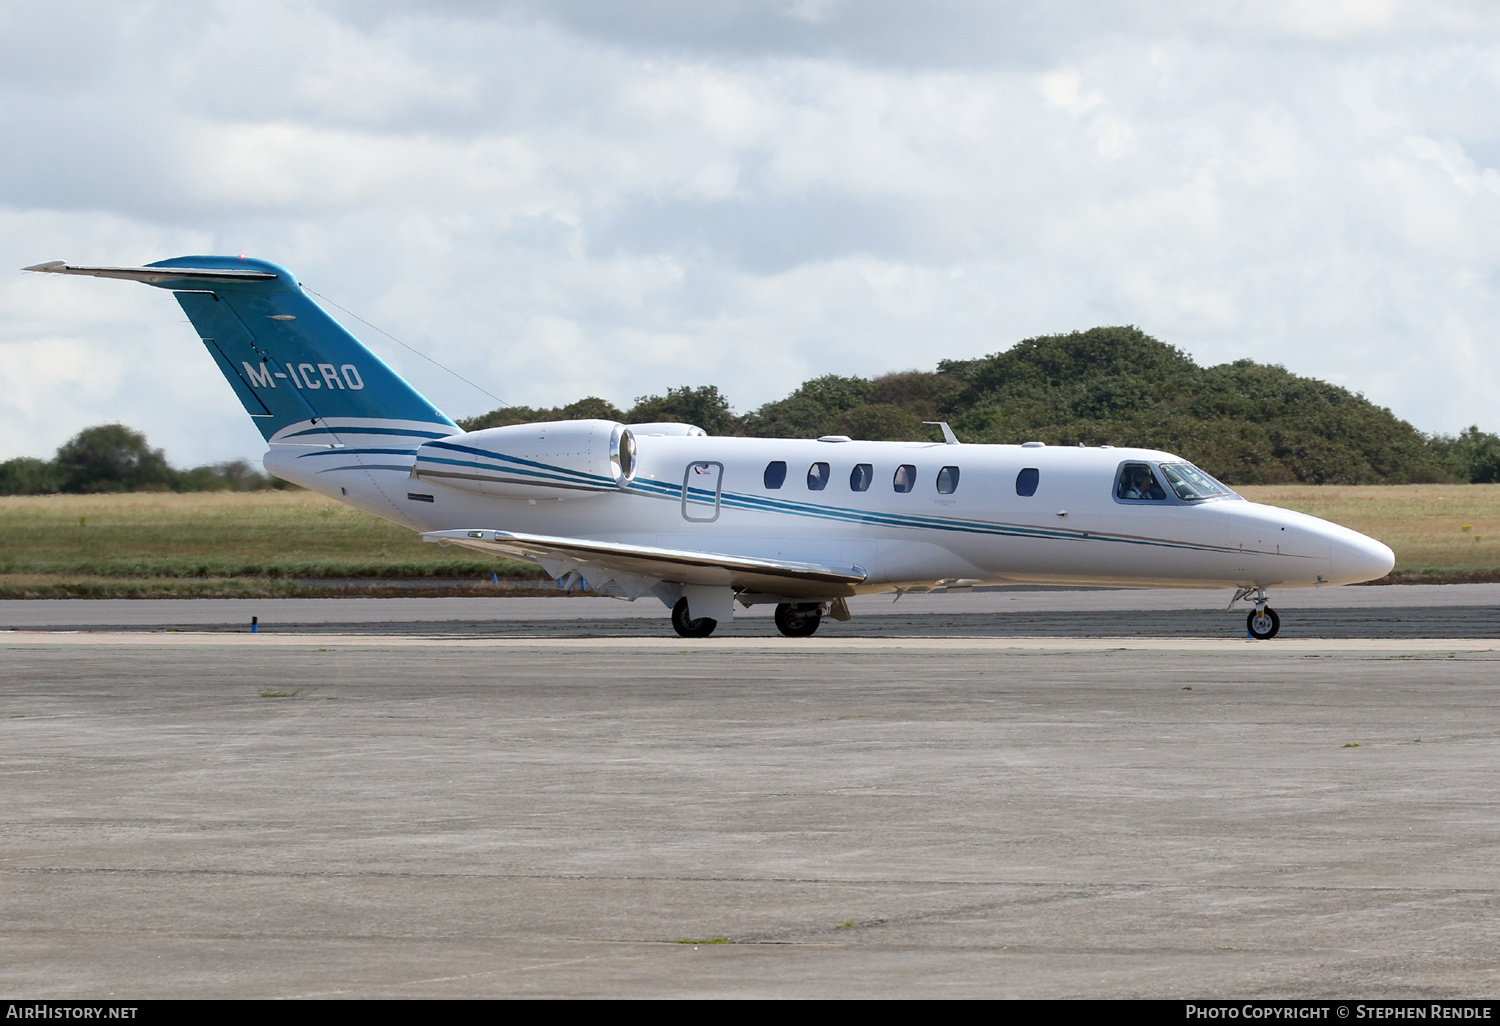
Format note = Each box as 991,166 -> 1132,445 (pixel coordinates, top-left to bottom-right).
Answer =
460,326 -> 1500,486
8,327 -> 1498,493
0,424 -> 288,495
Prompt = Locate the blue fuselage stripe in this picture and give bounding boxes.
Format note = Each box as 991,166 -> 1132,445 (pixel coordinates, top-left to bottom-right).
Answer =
421,441 -> 616,487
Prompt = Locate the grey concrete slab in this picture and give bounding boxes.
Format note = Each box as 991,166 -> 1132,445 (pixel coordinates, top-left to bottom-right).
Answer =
3,640 -> 1500,998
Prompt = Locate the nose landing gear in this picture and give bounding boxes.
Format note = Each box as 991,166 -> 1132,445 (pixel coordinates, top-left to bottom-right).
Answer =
1233,587 -> 1281,639
1247,605 -> 1280,639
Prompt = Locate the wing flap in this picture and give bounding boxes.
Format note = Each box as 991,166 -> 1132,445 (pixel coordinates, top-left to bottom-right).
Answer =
423,529 -> 866,596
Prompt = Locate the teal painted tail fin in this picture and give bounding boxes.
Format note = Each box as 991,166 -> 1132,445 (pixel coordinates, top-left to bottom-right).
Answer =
27,256 -> 458,445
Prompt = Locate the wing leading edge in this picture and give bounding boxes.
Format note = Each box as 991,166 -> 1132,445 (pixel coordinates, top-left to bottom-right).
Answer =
422,529 -> 867,600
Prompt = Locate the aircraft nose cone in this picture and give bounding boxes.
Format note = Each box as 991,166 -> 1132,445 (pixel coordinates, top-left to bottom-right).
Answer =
1331,531 -> 1395,585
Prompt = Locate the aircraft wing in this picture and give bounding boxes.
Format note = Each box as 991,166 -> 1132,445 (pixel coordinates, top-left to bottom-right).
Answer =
422,529 -> 867,598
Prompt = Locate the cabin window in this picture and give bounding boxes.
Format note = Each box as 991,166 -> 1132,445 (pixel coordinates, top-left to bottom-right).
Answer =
936,466 -> 960,494
893,464 -> 917,493
850,463 -> 873,492
1117,463 -> 1166,500
764,461 -> 787,489
1016,467 -> 1039,496
807,462 -> 831,490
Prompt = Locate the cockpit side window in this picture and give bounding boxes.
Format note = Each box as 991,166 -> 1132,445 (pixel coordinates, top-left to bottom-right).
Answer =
1117,463 -> 1167,501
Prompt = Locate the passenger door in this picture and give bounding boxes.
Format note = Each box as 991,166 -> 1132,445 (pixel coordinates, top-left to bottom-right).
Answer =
681,461 -> 724,522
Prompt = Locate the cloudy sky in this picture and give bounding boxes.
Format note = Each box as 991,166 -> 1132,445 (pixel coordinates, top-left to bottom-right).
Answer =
3,0 -> 1500,465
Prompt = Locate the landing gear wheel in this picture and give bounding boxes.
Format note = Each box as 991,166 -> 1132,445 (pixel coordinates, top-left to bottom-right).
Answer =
774,602 -> 823,638
1247,606 -> 1280,640
671,597 -> 717,638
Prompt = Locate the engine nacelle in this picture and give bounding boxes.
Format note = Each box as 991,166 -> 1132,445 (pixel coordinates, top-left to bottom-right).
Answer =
629,422 -> 706,437
413,419 -> 636,499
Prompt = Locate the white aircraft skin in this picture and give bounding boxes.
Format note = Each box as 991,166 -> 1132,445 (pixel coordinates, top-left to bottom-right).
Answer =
272,431 -> 1391,593
25,256 -> 1397,638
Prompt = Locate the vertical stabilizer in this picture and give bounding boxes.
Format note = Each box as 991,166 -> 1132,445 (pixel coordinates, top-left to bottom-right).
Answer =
27,256 -> 459,445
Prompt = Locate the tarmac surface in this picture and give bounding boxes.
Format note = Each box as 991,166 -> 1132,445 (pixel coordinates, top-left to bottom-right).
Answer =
3,582 -> 1499,639
3,585 -> 1499,998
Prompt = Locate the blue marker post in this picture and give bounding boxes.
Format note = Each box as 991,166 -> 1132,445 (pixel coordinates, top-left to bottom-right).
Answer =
251,616 -> 258,634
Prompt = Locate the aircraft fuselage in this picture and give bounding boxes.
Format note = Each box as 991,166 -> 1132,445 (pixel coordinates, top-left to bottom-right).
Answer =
266,431 -> 1394,596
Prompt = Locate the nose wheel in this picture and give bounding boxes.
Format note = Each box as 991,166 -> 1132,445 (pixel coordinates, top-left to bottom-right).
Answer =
774,602 -> 823,638
1232,587 -> 1282,640
1246,606 -> 1280,640
671,597 -> 717,638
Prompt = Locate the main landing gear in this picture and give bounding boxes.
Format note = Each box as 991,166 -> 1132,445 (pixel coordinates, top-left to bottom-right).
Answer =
670,599 -> 829,638
1233,587 -> 1281,640
670,597 -> 717,638
774,602 -> 822,638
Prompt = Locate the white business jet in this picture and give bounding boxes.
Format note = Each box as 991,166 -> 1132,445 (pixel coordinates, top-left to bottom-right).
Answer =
25,256 -> 1396,639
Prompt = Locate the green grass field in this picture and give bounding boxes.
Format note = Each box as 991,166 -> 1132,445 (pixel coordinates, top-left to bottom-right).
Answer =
3,485 -> 1496,598
1236,483 -> 1500,583
0,491 -> 546,599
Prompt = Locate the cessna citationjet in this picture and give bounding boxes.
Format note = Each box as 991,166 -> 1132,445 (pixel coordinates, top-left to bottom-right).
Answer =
25,256 -> 1395,639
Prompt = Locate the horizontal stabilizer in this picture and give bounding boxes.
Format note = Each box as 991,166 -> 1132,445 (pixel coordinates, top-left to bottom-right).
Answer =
23,261 -> 279,283
423,529 -> 867,596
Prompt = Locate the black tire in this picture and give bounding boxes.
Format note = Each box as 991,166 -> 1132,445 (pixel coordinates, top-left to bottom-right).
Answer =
774,602 -> 822,638
671,597 -> 717,638
1246,606 -> 1281,640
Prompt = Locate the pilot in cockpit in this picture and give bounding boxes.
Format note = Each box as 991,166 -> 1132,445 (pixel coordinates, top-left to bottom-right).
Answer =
1119,464 -> 1166,500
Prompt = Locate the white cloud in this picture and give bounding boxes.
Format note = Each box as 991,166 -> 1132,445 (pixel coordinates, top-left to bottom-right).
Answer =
2,0 -> 1500,469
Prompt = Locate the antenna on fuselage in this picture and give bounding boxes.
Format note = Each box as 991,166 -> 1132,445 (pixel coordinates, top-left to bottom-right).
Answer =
923,421 -> 960,445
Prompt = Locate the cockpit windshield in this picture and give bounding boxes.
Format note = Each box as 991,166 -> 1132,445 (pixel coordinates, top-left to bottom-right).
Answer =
1159,462 -> 1237,501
